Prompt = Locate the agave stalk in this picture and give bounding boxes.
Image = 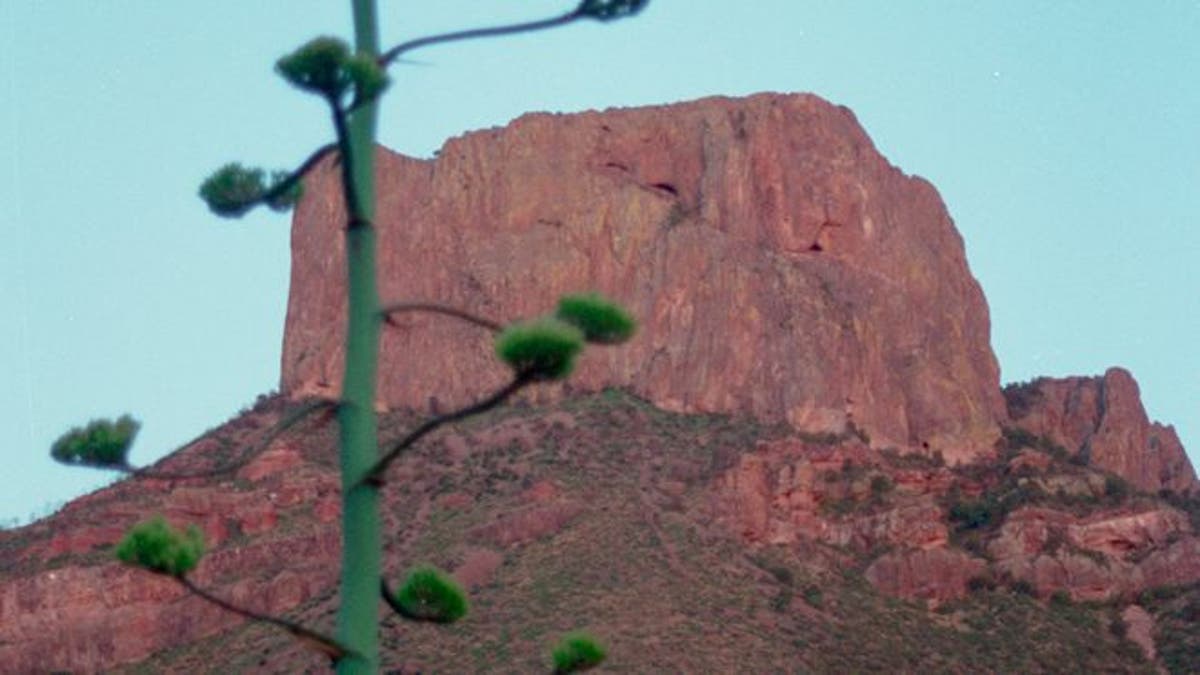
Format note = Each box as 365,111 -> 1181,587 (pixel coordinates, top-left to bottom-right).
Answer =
57,3 -> 646,672
335,2 -> 383,672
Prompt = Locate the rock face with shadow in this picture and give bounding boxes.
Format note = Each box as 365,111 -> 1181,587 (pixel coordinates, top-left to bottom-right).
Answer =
281,92 -> 1006,464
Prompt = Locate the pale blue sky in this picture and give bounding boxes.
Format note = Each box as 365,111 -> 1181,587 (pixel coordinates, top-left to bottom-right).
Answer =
2,2 -> 1197,523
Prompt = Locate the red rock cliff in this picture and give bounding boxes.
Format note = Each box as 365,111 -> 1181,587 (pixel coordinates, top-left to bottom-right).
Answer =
281,93 -> 1006,462
1005,368 -> 1198,494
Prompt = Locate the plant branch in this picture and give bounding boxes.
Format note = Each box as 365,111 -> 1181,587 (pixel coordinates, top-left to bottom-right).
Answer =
379,301 -> 503,333
327,98 -> 364,222
270,143 -> 337,204
177,574 -> 355,664
379,576 -> 407,619
363,372 -> 535,486
378,8 -> 583,68
116,399 -> 336,480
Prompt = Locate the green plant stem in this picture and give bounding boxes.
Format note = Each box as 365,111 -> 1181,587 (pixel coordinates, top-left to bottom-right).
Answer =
336,1 -> 383,673
329,102 -> 364,222
377,8 -> 582,68
363,372 -> 535,486
263,143 -> 338,205
177,575 -> 354,663
379,301 -> 503,332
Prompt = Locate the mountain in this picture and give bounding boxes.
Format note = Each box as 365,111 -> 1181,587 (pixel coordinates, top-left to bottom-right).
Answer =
283,93 -> 1005,465
2,93 -> 1197,673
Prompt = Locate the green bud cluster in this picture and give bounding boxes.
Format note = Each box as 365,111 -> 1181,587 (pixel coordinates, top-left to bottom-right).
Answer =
555,293 -> 636,344
495,294 -> 636,379
115,516 -> 206,577
577,0 -> 649,21
276,37 -> 389,105
50,415 -> 139,468
495,318 -> 585,380
198,163 -> 301,217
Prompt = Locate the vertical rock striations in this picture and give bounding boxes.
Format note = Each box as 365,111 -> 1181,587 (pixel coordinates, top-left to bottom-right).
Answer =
282,93 -> 1006,462
1005,368 -> 1197,494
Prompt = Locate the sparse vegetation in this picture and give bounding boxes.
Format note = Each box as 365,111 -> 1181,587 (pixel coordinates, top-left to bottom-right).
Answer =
1136,582 -> 1200,674
66,392 -> 1165,672
949,495 -> 1001,531
385,566 -> 468,623
1160,490 -> 1200,532
1002,379 -> 1046,419
551,632 -> 607,673
999,425 -> 1070,462
869,474 -> 894,501
115,517 -> 204,577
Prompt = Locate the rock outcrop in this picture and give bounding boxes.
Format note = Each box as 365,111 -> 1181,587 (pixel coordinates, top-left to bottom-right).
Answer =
3,93 -> 1196,672
1005,368 -> 1198,494
986,505 -> 1200,602
711,432 -> 1200,605
281,93 -> 1006,463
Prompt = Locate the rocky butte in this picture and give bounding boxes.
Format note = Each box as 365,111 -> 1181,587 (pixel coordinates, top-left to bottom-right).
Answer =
282,92 -> 1007,464
3,93 -> 1198,673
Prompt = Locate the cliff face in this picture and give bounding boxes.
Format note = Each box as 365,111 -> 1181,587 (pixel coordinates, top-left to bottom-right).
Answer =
1005,368 -> 1197,494
281,93 -> 1006,463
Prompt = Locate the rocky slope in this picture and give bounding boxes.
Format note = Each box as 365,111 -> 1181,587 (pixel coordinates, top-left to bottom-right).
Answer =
2,93 -> 1197,673
2,391 -> 1198,673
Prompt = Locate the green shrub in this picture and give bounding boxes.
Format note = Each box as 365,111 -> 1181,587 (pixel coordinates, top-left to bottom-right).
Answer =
846,421 -> 871,444
802,584 -> 825,608
770,587 -> 793,612
1138,584 -> 1185,608
766,564 -> 793,586
870,474 -> 894,500
552,632 -> 607,673
999,426 -> 1069,462
1002,380 -> 1045,418
967,575 -> 997,593
821,496 -> 858,517
391,565 -> 468,623
1010,579 -> 1037,597
1104,475 -> 1131,503
50,415 -> 139,468
115,516 -> 205,577
949,498 -> 997,530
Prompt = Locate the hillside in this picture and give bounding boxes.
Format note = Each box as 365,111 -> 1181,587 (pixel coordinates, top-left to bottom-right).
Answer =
3,92 -> 1198,673
4,390 -> 1199,672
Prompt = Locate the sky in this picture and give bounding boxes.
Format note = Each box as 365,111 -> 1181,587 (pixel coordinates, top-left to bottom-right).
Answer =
1,2 -> 1196,524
